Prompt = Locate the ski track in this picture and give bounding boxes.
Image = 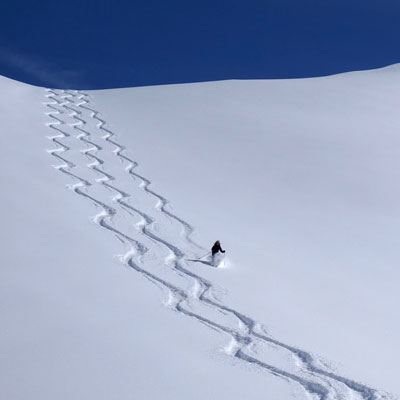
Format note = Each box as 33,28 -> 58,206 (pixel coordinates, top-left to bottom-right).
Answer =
44,88 -> 397,400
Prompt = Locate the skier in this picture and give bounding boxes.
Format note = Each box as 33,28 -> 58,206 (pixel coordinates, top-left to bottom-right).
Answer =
211,240 -> 225,256
211,240 -> 225,266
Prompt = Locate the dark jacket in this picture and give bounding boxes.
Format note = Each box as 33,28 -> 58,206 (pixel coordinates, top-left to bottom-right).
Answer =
211,242 -> 225,256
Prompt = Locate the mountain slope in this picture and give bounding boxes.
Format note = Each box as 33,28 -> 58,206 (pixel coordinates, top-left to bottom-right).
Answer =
1,66 -> 399,399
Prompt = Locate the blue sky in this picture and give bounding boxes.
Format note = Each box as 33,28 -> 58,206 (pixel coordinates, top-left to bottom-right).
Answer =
0,0 -> 399,89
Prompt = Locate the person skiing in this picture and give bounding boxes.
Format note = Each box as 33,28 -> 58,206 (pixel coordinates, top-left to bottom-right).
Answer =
211,240 -> 225,257
211,240 -> 225,267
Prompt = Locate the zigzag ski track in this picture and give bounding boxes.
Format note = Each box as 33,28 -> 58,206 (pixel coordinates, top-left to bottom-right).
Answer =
44,88 -> 397,400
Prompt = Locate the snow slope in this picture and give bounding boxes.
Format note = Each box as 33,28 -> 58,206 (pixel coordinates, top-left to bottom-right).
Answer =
1,65 -> 400,400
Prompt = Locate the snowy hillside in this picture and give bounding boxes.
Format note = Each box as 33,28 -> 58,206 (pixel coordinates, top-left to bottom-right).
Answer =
1,66 -> 400,400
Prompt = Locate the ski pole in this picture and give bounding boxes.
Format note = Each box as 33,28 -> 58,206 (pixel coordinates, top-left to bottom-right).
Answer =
199,251 -> 211,259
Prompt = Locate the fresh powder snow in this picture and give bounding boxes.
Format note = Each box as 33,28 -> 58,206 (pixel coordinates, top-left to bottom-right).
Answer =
1,66 -> 399,400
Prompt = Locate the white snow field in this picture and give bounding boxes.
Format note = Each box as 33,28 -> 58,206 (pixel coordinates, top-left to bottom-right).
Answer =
1,65 -> 400,400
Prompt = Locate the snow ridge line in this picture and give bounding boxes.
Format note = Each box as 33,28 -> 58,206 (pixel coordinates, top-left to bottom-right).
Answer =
52,88 -> 333,400
45,88 -> 396,400
72,90 -> 396,400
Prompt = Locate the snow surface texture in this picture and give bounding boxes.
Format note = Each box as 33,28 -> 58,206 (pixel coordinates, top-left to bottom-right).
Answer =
1,66 -> 399,400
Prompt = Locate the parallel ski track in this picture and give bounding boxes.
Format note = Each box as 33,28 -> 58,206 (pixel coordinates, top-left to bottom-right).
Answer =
45,88 -> 396,400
